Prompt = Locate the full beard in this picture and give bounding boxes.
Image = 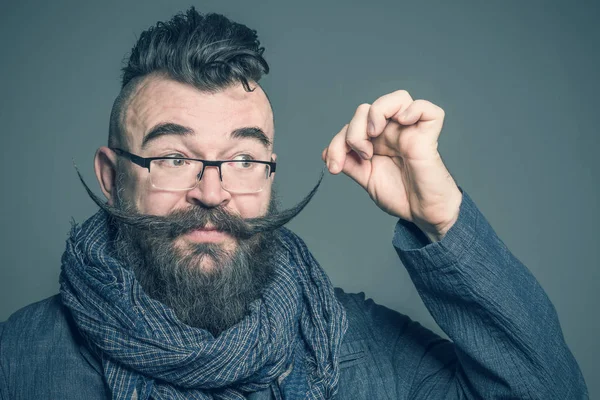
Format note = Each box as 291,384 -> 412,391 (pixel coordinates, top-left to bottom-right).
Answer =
78,169 -> 323,337
111,203 -> 279,338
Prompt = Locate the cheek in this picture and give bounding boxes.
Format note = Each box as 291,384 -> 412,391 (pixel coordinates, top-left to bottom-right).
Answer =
128,175 -> 186,215
122,172 -> 273,217
136,192 -> 187,215
231,190 -> 271,218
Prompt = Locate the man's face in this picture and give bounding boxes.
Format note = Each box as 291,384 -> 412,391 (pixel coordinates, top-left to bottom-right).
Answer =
91,76 -> 320,335
116,77 -> 276,270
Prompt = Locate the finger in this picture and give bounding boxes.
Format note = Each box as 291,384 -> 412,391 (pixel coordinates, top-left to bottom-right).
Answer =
324,129 -> 370,187
394,99 -> 445,127
345,103 -> 373,160
339,150 -> 370,189
326,124 -> 351,174
367,90 -> 414,137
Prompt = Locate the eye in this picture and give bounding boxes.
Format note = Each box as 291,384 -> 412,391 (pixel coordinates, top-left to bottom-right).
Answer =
231,154 -> 255,169
157,154 -> 189,168
167,158 -> 186,167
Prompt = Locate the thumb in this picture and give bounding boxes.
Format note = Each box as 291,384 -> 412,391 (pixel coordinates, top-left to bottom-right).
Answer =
339,151 -> 370,190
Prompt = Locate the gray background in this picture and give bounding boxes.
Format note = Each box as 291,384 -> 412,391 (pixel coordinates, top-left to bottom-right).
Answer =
1,0 -> 598,396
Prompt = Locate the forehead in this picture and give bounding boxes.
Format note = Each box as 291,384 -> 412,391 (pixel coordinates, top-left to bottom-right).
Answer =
123,76 -> 274,150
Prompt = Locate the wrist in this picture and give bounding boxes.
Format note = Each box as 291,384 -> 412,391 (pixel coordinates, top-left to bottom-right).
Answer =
415,192 -> 462,243
420,214 -> 458,243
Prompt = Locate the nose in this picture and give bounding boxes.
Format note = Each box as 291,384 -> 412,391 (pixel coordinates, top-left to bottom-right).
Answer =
185,165 -> 230,208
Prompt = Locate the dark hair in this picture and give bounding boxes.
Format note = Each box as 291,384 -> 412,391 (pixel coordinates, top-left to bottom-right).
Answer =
108,7 -> 269,147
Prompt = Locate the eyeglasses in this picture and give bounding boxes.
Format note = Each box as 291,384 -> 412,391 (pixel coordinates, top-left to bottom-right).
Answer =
111,148 -> 276,193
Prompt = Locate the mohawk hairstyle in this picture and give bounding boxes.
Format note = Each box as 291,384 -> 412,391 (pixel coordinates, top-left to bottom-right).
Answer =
108,7 -> 269,147
121,7 -> 269,91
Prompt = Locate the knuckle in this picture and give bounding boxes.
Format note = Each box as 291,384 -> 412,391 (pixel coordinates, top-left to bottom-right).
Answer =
355,103 -> 371,115
345,137 -> 364,151
413,99 -> 445,117
367,102 -> 381,117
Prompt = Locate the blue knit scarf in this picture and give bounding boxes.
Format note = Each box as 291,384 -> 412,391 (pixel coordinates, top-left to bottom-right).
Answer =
60,210 -> 347,399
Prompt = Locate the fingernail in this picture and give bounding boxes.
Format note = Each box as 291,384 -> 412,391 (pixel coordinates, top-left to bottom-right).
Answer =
367,121 -> 375,136
359,151 -> 369,160
329,161 -> 338,172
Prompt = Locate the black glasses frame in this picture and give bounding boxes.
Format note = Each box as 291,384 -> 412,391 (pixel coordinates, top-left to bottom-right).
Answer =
111,148 -> 277,182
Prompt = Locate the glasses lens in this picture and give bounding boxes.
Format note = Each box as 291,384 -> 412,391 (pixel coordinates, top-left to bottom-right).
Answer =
149,159 -> 202,190
221,161 -> 270,193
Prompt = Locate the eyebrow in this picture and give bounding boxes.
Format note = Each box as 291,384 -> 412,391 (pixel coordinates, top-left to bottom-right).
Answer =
231,127 -> 272,148
141,123 -> 272,149
142,123 -> 194,149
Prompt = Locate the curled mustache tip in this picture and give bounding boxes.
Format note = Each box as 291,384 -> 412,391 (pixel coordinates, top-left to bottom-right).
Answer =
243,167 -> 325,235
73,163 -> 138,224
74,163 -> 106,210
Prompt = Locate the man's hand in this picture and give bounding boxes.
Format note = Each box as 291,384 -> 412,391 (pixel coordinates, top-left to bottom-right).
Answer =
322,90 -> 463,242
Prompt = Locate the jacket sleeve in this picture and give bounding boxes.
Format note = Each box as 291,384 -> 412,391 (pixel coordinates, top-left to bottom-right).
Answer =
392,187 -> 588,399
0,322 -> 7,400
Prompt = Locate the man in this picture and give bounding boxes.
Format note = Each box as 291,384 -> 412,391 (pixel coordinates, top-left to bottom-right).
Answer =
0,7 -> 588,399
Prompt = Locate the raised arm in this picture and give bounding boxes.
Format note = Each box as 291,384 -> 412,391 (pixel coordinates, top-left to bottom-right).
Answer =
323,90 -> 587,398
392,188 -> 587,398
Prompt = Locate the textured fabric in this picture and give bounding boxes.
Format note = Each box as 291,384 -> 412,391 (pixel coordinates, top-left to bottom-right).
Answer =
58,211 -> 347,400
1,188 -> 589,399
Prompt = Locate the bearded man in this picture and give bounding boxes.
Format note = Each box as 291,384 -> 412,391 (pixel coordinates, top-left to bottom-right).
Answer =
0,7 -> 588,400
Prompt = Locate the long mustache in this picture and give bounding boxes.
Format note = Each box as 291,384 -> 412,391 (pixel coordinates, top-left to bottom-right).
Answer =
75,167 -> 324,240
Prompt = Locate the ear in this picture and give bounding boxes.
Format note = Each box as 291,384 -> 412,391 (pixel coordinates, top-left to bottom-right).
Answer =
270,152 -> 277,180
94,146 -> 118,206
